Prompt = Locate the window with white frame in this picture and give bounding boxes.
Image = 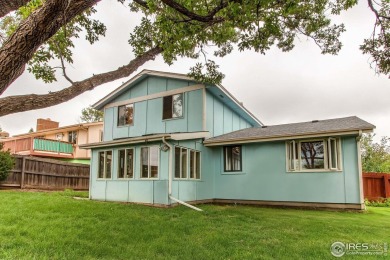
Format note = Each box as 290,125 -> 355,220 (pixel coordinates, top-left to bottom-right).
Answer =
174,147 -> 201,179
118,103 -> 134,126
224,146 -> 242,172
118,149 -> 134,178
68,131 -> 77,144
163,93 -> 183,120
98,151 -> 112,179
189,150 -> 201,179
141,146 -> 159,178
287,138 -> 341,172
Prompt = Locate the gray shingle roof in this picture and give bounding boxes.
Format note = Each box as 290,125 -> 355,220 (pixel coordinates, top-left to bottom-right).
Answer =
204,116 -> 375,145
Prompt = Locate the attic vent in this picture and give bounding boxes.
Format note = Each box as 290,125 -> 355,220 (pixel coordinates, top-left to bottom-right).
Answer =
219,95 -> 224,99
312,120 -> 319,123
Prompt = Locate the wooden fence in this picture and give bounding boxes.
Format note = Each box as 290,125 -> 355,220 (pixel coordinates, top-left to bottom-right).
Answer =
0,155 -> 90,190
363,173 -> 390,201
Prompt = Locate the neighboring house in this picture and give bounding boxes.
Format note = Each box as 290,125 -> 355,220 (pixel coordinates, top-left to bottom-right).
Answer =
2,118 -> 103,164
80,70 -> 375,210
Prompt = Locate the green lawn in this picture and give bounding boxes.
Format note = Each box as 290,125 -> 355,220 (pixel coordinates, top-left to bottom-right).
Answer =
0,190 -> 388,259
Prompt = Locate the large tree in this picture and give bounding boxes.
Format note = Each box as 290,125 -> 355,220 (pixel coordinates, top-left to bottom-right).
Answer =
0,0 -> 388,117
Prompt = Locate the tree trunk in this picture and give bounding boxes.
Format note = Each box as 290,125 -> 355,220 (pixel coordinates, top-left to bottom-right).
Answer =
0,0 -> 30,18
0,47 -> 163,116
0,0 -> 99,95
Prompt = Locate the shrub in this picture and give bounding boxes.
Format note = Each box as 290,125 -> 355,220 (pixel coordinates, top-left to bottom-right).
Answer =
365,198 -> 390,207
0,143 -> 14,181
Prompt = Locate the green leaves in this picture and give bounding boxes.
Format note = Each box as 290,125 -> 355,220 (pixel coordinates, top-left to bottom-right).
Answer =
361,134 -> 390,173
80,106 -> 103,122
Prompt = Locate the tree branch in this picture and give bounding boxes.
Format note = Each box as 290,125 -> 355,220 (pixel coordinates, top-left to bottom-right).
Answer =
0,46 -> 163,117
0,0 -> 30,18
0,0 -> 99,95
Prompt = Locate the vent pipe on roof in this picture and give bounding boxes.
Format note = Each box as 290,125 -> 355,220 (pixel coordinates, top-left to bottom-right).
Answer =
312,120 -> 319,123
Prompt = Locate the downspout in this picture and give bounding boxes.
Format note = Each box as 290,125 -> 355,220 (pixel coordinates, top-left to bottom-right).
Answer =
162,136 -> 203,212
356,130 -> 365,210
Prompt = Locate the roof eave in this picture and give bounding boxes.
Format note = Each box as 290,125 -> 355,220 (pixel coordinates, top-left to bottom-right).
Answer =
203,128 -> 374,146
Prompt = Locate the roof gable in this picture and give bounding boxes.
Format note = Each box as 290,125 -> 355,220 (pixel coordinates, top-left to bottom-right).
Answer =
93,69 -> 262,126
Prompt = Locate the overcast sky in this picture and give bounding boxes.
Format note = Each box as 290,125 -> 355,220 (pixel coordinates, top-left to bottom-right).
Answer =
1,0 -> 389,140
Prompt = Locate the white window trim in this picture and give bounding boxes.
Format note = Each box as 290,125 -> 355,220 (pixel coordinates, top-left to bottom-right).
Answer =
117,148 -> 135,179
162,93 -> 185,121
140,146 -> 160,179
174,146 -> 201,180
117,103 -> 134,127
286,138 -> 342,173
97,150 -> 113,179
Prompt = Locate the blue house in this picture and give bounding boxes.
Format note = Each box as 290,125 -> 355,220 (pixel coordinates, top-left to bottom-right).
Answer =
81,70 -> 375,210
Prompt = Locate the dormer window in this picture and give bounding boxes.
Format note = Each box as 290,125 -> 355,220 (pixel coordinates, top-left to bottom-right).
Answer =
118,103 -> 134,126
163,93 -> 183,120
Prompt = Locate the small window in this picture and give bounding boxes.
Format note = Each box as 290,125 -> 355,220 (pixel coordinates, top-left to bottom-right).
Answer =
224,146 -> 242,172
175,147 -> 201,179
98,151 -> 112,179
141,146 -> 159,179
68,131 -> 77,144
286,138 -> 342,172
118,149 -> 134,178
163,93 -> 183,120
118,104 -> 134,126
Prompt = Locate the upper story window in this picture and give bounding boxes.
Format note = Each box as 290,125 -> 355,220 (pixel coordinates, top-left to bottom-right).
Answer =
163,93 -> 183,120
98,150 -> 112,179
287,138 -> 341,172
118,103 -> 134,126
68,131 -> 77,144
224,146 -> 242,172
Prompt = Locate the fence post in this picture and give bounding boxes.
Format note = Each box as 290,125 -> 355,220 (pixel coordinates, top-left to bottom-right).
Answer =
384,174 -> 390,198
20,156 -> 26,189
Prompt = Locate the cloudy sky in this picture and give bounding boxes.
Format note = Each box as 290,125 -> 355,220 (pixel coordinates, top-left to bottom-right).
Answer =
1,0 -> 389,139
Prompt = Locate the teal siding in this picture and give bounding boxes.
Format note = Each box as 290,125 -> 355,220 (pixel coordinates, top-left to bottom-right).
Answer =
187,90 -> 203,132
103,107 -> 114,141
213,136 -> 360,204
146,98 -> 165,134
205,89 -> 253,138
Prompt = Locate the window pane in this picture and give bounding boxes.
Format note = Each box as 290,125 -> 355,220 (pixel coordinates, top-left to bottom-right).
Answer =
98,152 -> 104,178
195,151 -> 201,179
126,149 -> 134,178
118,104 -> 134,126
118,105 -> 126,126
181,148 -> 187,178
106,151 -> 112,178
190,150 -> 195,178
68,131 -> 77,144
224,146 -> 241,171
118,150 -> 125,178
300,141 -> 324,169
330,139 -> 338,169
141,147 -> 149,178
175,147 -> 181,178
163,96 -> 173,119
150,147 -> 159,178
232,146 -> 241,171
172,94 -> 183,118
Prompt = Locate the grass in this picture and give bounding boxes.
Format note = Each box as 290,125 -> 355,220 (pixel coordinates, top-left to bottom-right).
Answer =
0,190 -> 389,259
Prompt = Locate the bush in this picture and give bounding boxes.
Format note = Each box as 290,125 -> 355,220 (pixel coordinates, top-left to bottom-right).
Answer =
365,198 -> 390,207
0,143 -> 14,181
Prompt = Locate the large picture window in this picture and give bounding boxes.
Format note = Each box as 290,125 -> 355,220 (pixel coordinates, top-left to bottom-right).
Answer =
118,103 -> 134,126
224,146 -> 242,172
163,93 -> 183,120
118,149 -> 134,178
287,138 -> 341,172
98,151 -> 112,179
141,146 -> 159,178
